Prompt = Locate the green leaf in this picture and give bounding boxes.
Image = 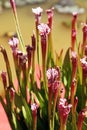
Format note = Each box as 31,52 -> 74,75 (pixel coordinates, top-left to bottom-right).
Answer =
55,49 -> 63,67
46,51 -> 51,68
22,106 -> 29,128
14,93 -> 23,109
76,82 -> 83,111
62,48 -> 71,74
62,48 -> 72,97
12,112 -> 23,130
22,96 -> 32,130
15,93 -> 32,129
82,120 -> 87,130
77,55 -> 82,84
12,112 -> 18,129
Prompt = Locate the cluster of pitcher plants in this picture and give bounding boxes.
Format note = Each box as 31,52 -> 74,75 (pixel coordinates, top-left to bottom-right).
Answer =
0,0 -> 87,130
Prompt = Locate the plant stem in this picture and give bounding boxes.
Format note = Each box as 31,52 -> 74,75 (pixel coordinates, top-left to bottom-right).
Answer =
47,32 -> 54,68
72,113 -> 77,130
82,74 -> 86,109
33,116 -> 37,130
48,91 -> 52,130
36,27 -> 40,64
60,121 -> 66,130
11,0 -> 26,53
